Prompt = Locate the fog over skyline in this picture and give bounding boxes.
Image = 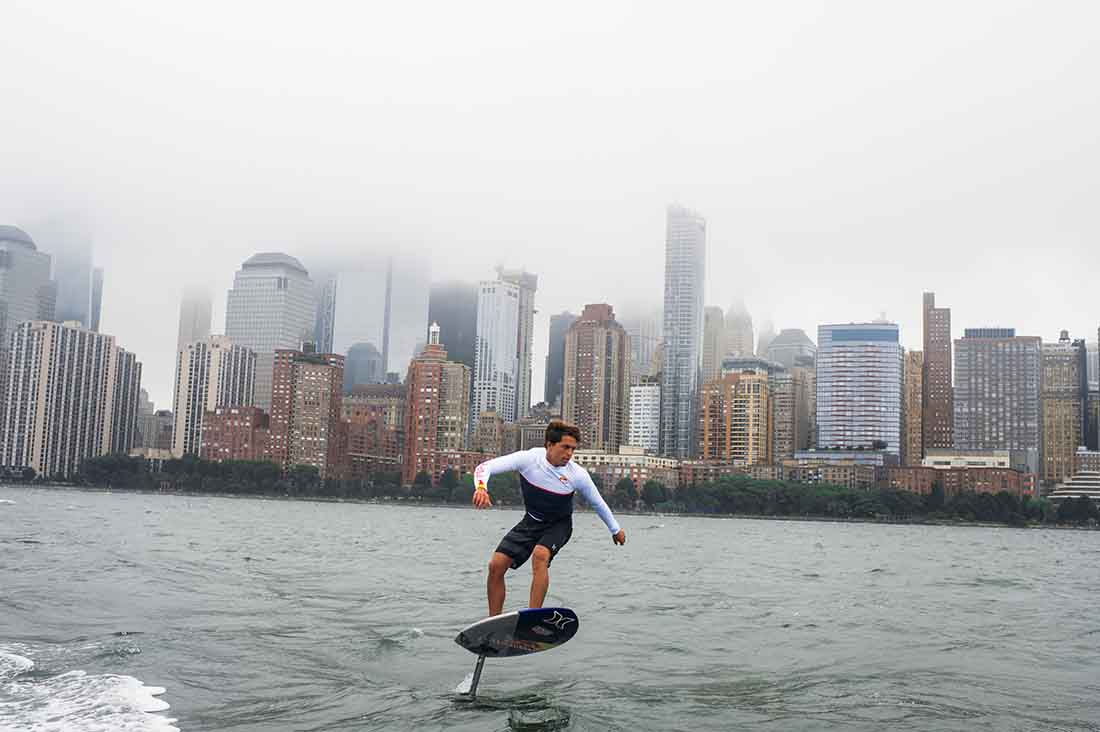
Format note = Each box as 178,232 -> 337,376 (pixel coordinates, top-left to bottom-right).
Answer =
3,1 -> 1098,409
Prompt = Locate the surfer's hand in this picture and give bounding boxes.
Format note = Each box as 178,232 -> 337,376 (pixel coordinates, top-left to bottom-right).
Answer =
612,529 -> 626,545
473,489 -> 492,509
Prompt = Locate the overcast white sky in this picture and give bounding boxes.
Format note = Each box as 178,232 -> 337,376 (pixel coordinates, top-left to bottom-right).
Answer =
2,1 -> 1098,408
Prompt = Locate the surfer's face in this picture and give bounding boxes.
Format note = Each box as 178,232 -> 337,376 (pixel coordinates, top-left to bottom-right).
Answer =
545,435 -> 578,466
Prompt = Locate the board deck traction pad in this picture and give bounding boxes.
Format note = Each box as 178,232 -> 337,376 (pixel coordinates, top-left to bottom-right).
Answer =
455,607 -> 579,698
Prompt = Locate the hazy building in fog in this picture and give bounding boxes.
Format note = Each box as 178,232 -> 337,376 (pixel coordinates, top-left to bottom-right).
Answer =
428,281 -> 478,371
702,306 -> 725,385
724,300 -> 754,358
473,279 -> 520,427
544,311 -> 577,410
622,307 -> 661,383
224,253 -> 315,411
756,321 -> 777,361
177,287 -> 213,353
344,341 -> 384,392
765,329 -> 816,369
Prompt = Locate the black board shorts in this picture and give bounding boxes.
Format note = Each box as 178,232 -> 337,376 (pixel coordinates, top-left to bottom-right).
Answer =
495,514 -> 573,569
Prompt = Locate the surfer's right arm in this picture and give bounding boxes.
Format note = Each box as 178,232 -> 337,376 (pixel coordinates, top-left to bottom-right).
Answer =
472,450 -> 535,508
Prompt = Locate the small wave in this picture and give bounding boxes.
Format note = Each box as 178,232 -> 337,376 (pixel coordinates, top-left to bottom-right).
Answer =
0,647 -> 176,732
455,671 -> 474,694
0,498 -> 16,505
0,651 -> 34,680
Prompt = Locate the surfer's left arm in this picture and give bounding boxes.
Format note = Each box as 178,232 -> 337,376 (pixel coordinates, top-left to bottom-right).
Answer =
575,468 -> 626,545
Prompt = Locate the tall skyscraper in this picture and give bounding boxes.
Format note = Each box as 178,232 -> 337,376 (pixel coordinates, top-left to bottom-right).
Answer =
37,219 -> 95,327
171,335 -> 256,457
702,306 -> 725,385
562,304 -> 631,452
0,226 -> 55,431
427,281 -> 478,371
327,255 -> 430,381
1,320 -> 141,478
402,323 -> 471,483
921,292 -> 953,454
1040,331 -> 1083,484
344,342 -> 384,392
312,274 -> 337,355
628,380 -> 660,453
660,204 -> 706,458
697,370 -> 769,464
473,279 -> 520,427
622,306 -> 662,383
765,329 -> 817,368
954,328 -> 1041,473
225,253 -> 315,411
177,287 -> 213,353
497,267 -> 537,418
816,322 -> 903,455
268,346 -> 344,478
723,300 -> 754,358
902,350 -> 924,466
544,311 -> 577,410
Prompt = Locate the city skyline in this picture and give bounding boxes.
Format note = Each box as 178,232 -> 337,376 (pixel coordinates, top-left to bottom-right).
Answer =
4,4 -> 1098,410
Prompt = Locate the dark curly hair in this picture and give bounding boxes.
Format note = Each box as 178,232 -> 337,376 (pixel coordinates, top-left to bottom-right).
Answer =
545,420 -> 582,446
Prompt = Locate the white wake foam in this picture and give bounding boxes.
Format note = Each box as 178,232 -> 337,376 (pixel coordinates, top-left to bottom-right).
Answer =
0,498 -> 15,505
0,657 -> 178,732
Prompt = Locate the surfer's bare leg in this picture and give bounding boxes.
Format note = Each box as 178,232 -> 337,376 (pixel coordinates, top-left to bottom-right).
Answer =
487,551 -> 512,616
528,546 -> 551,609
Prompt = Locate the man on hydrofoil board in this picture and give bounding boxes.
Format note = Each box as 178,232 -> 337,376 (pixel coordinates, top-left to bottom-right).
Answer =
472,420 -> 626,616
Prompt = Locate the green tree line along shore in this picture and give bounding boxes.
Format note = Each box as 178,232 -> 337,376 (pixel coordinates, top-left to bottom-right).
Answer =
26,454 -> 1100,527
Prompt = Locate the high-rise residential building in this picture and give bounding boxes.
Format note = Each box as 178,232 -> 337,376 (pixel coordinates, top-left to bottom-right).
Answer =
343,342 -> 384,392
343,383 -> 406,476
792,356 -> 817,451
756,321 -> 777,361
765,329 -> 817,369
544,311 -> 577,410
224,253 -> 315,411
402,323 -> 471,483
697,371 -> 770,464
497,267 -> 537,419
816,322 -> 903,455
0,226 -> 55,431
473,279 -> 520,428
268,346 -> 344,479
177,286 -> 213,353
1,320 -> 141,478
769,366 -> 813,461
622,307 -> 662,383
954,328 -> 1041,474
562,304 -> 631,452
723,300 -> 754,358
921,292 -> 953,454
112,349 -> 142,455
628,380 -> 660,453
660,204 -> 706,458
1040,332 -> 1084,484
428,281 -> 478,371
902,351 -> 924,466
702,306 -> 725,385
171,335 -> 256,457
200,406 -> 271,463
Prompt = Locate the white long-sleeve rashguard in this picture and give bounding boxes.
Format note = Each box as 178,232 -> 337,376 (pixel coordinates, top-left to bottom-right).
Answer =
474,447 -> 621,534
